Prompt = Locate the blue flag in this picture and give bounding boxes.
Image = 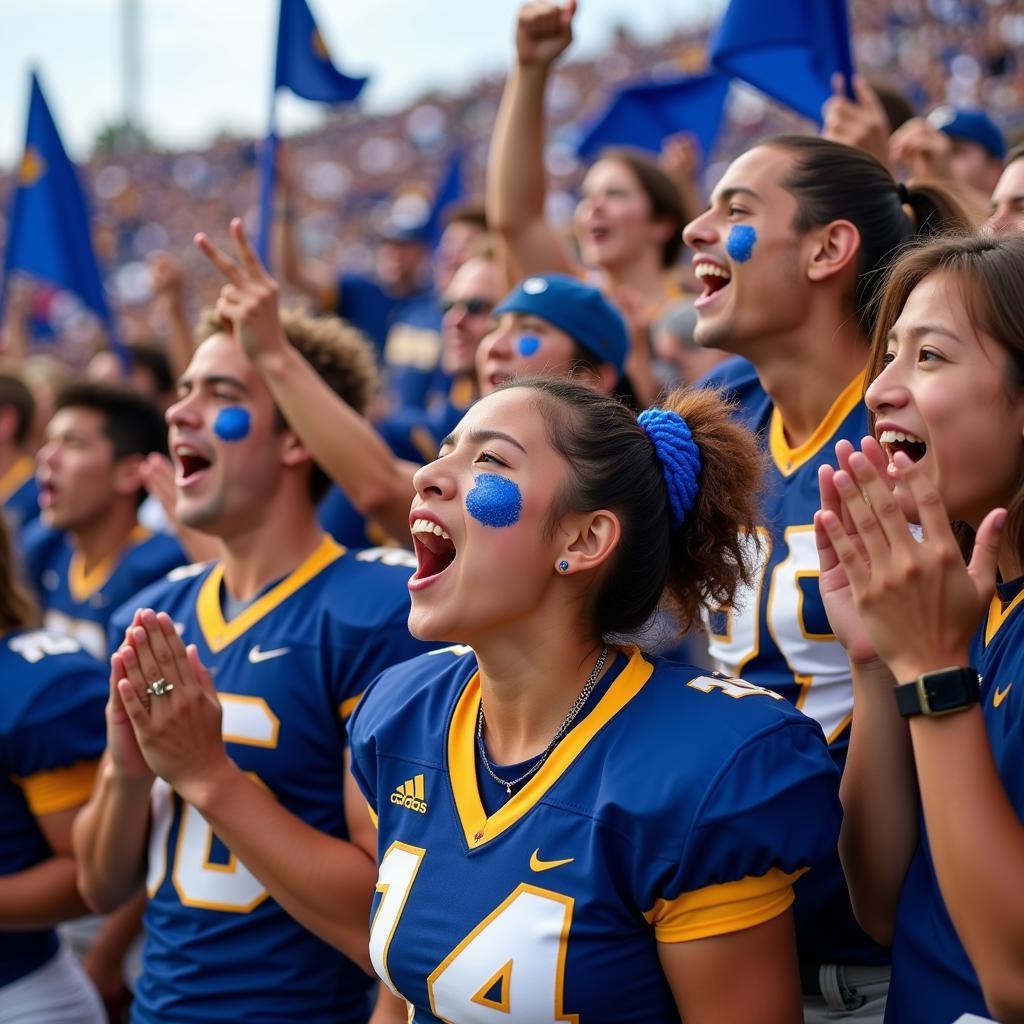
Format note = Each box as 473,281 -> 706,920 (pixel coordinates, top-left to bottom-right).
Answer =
423,149 -> 465,250
258,0 -> 368,265
274,0 -> 367,103
2,72 -> 123,363
576,72 -> 730,164
710,0 -> 854,124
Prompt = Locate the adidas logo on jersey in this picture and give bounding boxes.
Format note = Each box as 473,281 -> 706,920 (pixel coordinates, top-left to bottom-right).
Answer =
391,774 -> 428,813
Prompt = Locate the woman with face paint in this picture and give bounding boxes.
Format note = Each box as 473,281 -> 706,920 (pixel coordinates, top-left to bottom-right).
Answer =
684,136 -> 971,1022
347,378 -> 843,1024
815,234 -> 1024,1024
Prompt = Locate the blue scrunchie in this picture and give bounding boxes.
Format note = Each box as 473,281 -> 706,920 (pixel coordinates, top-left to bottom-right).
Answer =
637,408 -> 702,530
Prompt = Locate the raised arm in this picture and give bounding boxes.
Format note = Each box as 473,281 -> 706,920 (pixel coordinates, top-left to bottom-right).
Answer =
271,144 -> 340,311
148,251 -> 194,381
197,220 -> 418,543
116,611 -> 377,970
486,1 -> 579,284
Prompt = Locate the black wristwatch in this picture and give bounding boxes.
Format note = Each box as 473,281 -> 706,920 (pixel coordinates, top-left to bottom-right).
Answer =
894,666 -> 980,718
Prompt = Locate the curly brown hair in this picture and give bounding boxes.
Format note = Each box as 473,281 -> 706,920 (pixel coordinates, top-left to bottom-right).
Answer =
511,378 -> 765,639
196,307 -> 380,502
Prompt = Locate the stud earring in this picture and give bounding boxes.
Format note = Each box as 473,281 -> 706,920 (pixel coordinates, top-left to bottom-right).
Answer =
557,560 -> 570,573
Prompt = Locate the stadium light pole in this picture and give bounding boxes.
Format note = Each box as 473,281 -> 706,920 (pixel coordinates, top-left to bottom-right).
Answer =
122,0 -> 142,151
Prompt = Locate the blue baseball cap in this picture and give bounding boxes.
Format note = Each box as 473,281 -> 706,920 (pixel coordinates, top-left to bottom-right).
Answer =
493,274 -> 629,377
929,106 -> 1006,161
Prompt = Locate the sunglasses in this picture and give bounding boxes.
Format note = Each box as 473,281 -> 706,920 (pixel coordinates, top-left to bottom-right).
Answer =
440,297 -> 495,317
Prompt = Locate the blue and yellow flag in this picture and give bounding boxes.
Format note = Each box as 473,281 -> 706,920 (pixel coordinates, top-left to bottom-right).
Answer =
2,72 -> 121,357
258,0 -> 368,264
710,0 -> 855,124
274,0 -> 367,103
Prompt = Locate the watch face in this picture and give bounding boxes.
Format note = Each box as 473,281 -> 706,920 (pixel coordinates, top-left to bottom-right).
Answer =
923,671 -> 976,713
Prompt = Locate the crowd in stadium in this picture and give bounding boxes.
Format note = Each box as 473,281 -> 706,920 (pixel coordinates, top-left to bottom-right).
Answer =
2,0 -> 1024,1021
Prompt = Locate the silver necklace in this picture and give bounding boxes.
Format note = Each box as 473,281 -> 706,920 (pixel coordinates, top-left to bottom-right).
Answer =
476,644 -> 610,798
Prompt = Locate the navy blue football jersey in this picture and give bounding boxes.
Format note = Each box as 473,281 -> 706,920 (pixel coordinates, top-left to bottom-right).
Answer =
348,645 -> 842,1023
109,537 -> 435,1024
700,358 -> 886,967
887,581 -> 1024,1023
0,629 -> 106,986
21,522 -> 185,660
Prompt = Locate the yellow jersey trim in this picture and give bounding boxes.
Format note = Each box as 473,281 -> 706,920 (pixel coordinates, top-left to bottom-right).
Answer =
0,454 -> 34,503
985,587 -> 1024,646
644,866 -> 806,943
448,646 -> 654,850
768,371 -> 866,477
197,534 -> 345,653
68,524 -> 150,603
16,759 -> 100,815
367,803 -> 379,829
339,693 -> 363,721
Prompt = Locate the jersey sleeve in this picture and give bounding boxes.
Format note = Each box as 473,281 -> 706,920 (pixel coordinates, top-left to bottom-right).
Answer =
344,667 -> 391,818
645,717 -> 841,944
6,657 -> 108,816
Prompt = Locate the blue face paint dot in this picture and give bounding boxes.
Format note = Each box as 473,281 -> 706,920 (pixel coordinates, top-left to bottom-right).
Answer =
517,335 -> 541,357
213,406 -> 251,443
726,224 -> 757,263
465,473 -> 522,529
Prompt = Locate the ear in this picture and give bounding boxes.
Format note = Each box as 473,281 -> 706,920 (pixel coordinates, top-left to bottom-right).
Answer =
278,428 -> 313,471
112,454 -> 146,499
573,362 -> 619,396
805,219 -> 861,284
557,509 -> 621,576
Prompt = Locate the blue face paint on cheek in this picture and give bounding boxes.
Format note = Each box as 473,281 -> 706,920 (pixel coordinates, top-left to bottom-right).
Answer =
213,406 -> 251,442
465,473 -> 522,528
726,225 -> 757,263
517,335 -> 540,357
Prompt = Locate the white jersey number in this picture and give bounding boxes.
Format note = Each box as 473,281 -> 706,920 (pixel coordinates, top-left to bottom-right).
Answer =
371,842 -> 576,1022
147,695 -> 279,912
707,525 -> 853,741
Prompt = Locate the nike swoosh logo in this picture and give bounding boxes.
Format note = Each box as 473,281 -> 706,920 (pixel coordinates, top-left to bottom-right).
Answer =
994,682 -> 1013,708
530,849 -> 574,873
248,645 -> 291,664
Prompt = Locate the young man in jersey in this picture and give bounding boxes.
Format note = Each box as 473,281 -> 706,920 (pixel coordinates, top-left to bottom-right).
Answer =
72,303 -> 434,1023
20,382 -> 185,660
0,371 -> 40,537
683,136 -> 968,1020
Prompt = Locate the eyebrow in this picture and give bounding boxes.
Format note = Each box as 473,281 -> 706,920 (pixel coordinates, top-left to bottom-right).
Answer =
714,185 -> 762,204
439,428 -> 528,455
177,373 -> 249,393
886,324 -> 962,344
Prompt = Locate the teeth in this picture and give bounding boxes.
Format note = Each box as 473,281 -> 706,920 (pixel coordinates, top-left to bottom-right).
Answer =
694,263 -> 731,279
176,445 -> 204,457
411,518 -> 451,541
878,429 -> 925,445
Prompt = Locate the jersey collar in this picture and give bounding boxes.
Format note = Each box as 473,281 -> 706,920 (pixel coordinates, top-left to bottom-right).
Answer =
768,370 -> 866,477
196,534 -> 345,653
68,524 -> 150,603
985,584 -> 1024,646
447,646 -> 654,851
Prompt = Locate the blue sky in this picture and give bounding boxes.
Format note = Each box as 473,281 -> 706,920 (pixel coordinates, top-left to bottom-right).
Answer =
1,0 -> 717,168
